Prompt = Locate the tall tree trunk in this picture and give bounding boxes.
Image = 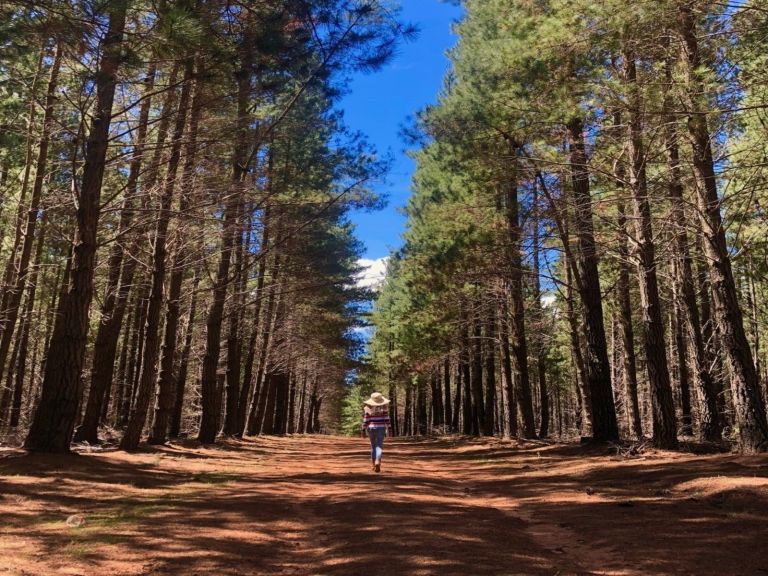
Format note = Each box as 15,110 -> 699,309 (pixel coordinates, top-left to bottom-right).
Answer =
0,42 -> 61,389
298,373 -> 307,434
483,310 -> 496,436
389,381 -> 399,437
431,371 -> 444,428
119,286 -> 148,427
501,161 -> 536,438
500,295 -> 518,437
531,179 -> 549,438
25,4 -> 129,453
169,270 -> 200,438
615,197 -> 643,440
671,293 -> 693,435
621,53 -> 678,448
0,46 -> 44,322
566,117 -> 619,442
74,62 -> 159,444
223,198 -> 247,436
443,357 -> 452,432
287,373 -> 297,434
460,319 -> 472,435
9,216 -> 47,427
199,32 -> 255,443
236,206 -> 272,435
149,61 -> 203,444
471,303 -> 485,435
78,61 -> 179,440
677,4 -> 768,451
417,378 -> 428,435
247,252 -> 283,436
611,125 -> 642,441
663,57 -> 721,442
121,62 -> 193,451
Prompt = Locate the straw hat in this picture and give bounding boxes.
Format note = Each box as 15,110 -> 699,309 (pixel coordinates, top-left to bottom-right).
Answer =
364,392 -> 390,406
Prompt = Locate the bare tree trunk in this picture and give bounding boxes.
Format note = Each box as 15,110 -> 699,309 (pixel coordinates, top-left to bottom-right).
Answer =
566,117 -> 619,442
663,58 -> 721,441
119,287 -> 148,426
671,291 -> 693,435
223,198 -> 247,436
677,4 -> 768,452
25,4 -> 128,453
621,53 -> 678,448
531,179 -> 549,438
0,42 -> 61,386
460,318 -> 472,435
74,62 -> 159,444
9,216 -> 47,428
199,32 -> 254,443
149,62 -> 203,444
499,295 -> 518,437
287,373 -> 297,434
297,373 -> 307,434
0,46 -> 44,321
470,303 -> 485,435
121,61 -> 193,451
247,251 -> 283,436
613,194 -> 643,440
483,310 -> 496,436
452,356 -> 462,432
169,270 -> 200,438
500,159 -> 536,438
236,205 -> 272,435
443,357 -> 452,432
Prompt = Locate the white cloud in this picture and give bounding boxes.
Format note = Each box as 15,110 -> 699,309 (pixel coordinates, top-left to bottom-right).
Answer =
355,257 -> 388,291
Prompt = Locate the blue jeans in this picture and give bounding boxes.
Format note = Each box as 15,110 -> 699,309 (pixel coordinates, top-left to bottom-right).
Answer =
368,427 -> 385,462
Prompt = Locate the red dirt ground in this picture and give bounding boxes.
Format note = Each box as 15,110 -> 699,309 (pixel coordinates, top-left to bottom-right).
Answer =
1,435 -> 768,575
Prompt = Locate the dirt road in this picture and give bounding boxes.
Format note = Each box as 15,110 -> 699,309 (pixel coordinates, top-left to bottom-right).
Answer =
1,435 -> 767,575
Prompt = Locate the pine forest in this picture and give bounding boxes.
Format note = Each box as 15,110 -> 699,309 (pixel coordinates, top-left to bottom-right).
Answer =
1,2 -> 768,574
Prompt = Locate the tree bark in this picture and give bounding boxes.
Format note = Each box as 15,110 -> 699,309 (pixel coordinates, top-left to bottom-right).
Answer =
677,4 -> 768,451
223,197 -> 247,436
501,160 -> 536,438
615,197 -> 643,440
169,270 -> 200,438
443,357 -> 452,432
198,31 -> 254,444
531,179 -> 549,438
663,57 -> 721,442
483,310 -> 496,436
73,62 -> 158,444
121,61 -> 193,451
149,60 -> 203,444
499,295 -> 518,437
470,303 -> 485,435
566,117 -> 619,442
9,215 -> 47,427
0,42 -> 61,387
621,53 -> 678,448
25,4 -> 129,453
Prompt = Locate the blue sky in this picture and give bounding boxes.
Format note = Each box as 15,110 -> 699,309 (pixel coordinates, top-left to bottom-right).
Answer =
342,0 -> 464,262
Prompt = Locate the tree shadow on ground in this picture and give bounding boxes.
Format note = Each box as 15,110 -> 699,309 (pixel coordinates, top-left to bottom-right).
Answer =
1,435 -> 767,575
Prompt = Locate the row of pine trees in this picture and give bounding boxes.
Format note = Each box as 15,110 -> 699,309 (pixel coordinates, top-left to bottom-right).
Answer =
0,1 -> 410,453
365,0 -> 768,453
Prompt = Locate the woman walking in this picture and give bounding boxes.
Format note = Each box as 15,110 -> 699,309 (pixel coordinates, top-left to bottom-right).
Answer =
362,392 -> 391,473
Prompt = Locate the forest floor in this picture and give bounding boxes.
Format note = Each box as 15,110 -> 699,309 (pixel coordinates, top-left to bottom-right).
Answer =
1,435 -> 768,576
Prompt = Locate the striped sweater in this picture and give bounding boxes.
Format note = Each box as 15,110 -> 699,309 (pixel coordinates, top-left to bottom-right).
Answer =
362,405 -> 391,430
